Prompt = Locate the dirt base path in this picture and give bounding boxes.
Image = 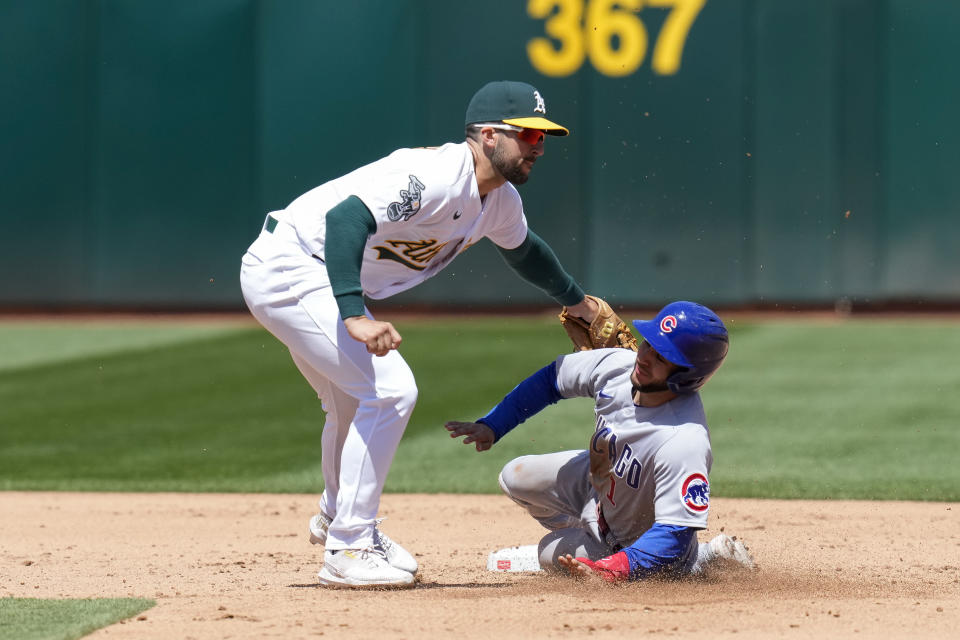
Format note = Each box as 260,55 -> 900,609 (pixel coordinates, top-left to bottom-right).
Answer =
1,493 -> 957,639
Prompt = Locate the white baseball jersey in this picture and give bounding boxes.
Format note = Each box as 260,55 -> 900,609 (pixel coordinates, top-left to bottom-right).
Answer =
554,348 -> 713,546
279,142 -> 529,299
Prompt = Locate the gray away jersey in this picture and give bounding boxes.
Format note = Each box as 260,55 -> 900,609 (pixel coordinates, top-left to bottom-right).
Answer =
554,349 -> 713,546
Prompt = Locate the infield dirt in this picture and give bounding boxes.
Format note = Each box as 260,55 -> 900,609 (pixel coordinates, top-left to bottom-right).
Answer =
1,492 -> 957,639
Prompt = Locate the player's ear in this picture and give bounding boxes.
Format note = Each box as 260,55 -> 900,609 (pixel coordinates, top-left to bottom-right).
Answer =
477,126 -> 499,149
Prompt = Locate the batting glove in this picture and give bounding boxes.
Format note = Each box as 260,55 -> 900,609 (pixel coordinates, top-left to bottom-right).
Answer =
574,551 -> 631,583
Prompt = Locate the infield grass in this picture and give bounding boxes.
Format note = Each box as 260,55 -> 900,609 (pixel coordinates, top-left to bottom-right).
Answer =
0,315 -> 958,500
0,597 -> 154,640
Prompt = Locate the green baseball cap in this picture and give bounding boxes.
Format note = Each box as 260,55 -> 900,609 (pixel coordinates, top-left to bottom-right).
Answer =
465,80 -> 569,136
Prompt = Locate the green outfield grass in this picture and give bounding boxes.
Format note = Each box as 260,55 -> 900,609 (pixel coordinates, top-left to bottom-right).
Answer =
0,597 -> 154,640
0,315 -> 958,500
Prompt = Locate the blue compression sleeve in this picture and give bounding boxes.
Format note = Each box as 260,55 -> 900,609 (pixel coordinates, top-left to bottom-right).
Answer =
620,524 -> 697,579
476,362 -> 562,442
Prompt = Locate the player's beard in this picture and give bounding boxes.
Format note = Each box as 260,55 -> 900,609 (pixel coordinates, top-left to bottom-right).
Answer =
631,354 -> 675,393
631,366 -> 671,393
491,139 -> 532,185
634,381 -> 671,393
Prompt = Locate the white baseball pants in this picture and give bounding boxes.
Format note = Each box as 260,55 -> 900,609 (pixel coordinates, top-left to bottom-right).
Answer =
240,214 -> 417,550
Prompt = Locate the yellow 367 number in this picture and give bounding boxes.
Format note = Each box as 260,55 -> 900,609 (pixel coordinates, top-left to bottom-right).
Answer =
527,0 -> 706,77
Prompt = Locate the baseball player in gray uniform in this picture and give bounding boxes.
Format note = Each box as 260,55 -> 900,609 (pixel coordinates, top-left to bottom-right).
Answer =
240,81 -> 603,588
446,301 -> 755,582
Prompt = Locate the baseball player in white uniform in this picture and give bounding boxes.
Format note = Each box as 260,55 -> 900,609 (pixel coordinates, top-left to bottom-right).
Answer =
240,81 -> 602,588
446,301 -> 755,582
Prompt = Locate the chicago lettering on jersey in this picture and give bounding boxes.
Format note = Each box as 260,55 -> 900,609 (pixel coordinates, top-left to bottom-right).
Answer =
590,417 -> 642,489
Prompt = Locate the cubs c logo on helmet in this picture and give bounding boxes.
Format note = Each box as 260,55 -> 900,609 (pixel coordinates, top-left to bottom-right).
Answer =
681,473 -> 710,513
659,315 -> 678,333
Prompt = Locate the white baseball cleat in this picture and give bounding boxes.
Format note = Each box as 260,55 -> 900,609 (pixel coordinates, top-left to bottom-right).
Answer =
309,513 -> 418,575
707,533 -> 756,569
373,521 -> 419,574
317,548 -> 415,589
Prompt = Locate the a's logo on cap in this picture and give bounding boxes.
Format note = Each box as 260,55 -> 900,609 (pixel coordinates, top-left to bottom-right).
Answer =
681,473 -> 710,513
660,315 -> 678,333
533,90 -> 546,114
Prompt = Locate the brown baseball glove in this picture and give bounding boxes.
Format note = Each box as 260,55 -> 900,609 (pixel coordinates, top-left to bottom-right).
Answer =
559,295 -> 639,352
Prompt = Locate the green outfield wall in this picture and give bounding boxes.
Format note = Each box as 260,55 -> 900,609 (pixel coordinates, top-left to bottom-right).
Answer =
1,0 -> 958,309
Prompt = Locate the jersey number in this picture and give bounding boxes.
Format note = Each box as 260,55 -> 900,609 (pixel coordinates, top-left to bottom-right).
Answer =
606,477 -> 617,506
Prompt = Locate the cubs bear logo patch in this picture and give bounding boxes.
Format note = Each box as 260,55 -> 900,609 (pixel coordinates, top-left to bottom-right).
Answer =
681,473 -> 710,513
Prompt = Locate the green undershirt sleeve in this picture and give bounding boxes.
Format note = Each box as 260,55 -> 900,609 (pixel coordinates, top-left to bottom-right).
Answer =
495,229 -> 585,306
324,195 -> 377,320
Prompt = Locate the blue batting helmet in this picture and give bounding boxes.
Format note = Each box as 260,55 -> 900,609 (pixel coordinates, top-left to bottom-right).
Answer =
631,301 -> 729,394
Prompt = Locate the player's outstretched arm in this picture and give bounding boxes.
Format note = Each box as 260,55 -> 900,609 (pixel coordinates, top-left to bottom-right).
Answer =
495,230 -> 587,311
458,362 -> 564,445
444,421 -> 496,452
562,524 -> 694,583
